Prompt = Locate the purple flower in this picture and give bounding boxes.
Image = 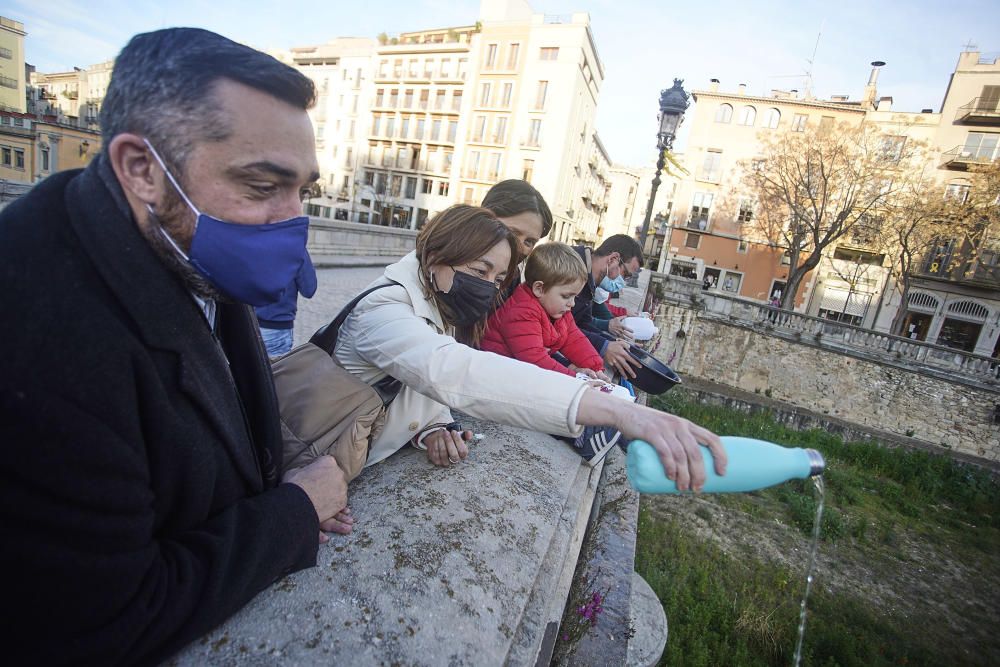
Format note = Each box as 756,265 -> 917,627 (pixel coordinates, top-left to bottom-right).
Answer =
561,634 -> 569,642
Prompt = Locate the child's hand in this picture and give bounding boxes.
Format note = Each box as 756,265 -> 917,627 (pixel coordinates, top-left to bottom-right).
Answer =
596,370 -> 612,383
577,368 -> 599,380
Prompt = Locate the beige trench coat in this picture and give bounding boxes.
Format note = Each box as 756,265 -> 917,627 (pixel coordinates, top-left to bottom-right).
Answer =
335,252 -> 588,466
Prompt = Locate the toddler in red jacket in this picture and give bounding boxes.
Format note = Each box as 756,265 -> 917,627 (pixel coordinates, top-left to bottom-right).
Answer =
483,242 -> 609,379
483,242 -> 620,463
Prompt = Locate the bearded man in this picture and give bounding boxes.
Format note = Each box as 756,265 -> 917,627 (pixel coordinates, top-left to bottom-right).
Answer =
0,28 -> 352,665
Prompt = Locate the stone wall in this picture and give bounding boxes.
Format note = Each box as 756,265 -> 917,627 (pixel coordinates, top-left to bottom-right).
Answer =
654,304 -> 1000,463
172,420 -> 608,666
308,218 -> 417,257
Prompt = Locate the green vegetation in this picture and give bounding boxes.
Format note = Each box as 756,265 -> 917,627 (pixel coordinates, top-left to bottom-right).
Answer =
635,392 -> 1000,666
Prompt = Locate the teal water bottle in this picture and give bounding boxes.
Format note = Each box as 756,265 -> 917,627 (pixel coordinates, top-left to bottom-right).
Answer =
626,436 -> 825,494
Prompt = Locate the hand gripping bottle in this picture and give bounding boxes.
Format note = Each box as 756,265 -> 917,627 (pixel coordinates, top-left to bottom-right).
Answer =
626,436 -> 825,494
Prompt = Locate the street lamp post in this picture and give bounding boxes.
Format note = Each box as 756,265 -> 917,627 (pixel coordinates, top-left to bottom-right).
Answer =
638,79 -> 690,265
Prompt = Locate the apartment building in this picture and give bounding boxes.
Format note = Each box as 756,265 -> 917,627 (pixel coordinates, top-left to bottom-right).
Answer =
882,51 -> 1000,355
664,79 -> 870,307
808,91 -> 940,330
661,52 -> 1000,356
358,24 -> 477,228
0,18 -> 99,196
0,16 -> 26,113
603,165 -> 641,241
28,58 -> 113,130
570,132 -> 611,244
276,39 -> 376,220
460,0 -> 605,245
0,107 -> 100,189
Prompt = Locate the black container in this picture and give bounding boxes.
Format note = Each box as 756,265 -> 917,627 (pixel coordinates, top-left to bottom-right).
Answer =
627,345 -> 682,395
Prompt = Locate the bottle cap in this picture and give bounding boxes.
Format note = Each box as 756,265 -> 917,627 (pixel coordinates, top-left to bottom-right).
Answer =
806,448 -> 825,476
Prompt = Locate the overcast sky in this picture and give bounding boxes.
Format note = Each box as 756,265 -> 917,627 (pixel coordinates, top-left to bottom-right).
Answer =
9,0 -> 999,166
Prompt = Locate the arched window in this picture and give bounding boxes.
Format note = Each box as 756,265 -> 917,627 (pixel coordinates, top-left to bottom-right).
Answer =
738,105 -> 756,126
715,103 -> 733,123
907,292 -> 939,313
946,300 -> 989,322
765,108 -> 780,129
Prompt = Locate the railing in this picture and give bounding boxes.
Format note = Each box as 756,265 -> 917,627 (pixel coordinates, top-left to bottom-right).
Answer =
940,145 -> 998,169
658,279 -> 1000,385
955,96 -> 1000,122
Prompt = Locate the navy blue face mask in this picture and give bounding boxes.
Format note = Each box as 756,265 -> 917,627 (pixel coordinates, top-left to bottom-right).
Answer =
144,139 -> 310,307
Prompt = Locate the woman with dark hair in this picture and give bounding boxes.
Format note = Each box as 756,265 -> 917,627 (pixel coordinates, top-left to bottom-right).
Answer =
482,180 -> 553,303
481,179 -> 553,264
333,205 -> 726,488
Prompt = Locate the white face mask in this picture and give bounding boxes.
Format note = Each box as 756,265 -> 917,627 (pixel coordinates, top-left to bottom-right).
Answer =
593,287 -> 610,304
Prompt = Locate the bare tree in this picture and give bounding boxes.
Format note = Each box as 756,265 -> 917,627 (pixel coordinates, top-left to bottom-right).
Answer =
872,161 -> 999,335
943,161 -> 1000,283
876,173 -> 952,334
741,121 -> 925,309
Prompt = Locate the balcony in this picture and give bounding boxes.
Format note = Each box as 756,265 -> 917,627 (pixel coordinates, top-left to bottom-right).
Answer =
917,251 -> 1000,289
685,215 -> 710,231
939,145 -> 998,170
954,97 -> 1000,124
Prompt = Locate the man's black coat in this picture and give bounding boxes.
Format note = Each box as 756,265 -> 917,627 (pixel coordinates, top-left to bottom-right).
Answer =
0,160 -> 319,665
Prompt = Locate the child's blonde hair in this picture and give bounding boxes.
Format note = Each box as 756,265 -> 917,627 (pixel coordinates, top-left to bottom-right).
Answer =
524,242 -> 588,289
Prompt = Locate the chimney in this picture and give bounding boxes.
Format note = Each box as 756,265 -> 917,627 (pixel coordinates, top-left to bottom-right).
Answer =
862,60 -> 885,110
790,89 -> 799,99
876,96 -> 893,111
737,83 -> 747,96
709,78 -> 720,92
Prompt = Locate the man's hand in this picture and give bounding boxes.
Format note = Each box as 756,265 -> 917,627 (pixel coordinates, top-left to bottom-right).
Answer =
608,317 -> 634,341
284,456 -> 353,541
423,428 -> 471,467
576,390 -> 726,492
618,404 -> 726,492
603,340 -> 641,379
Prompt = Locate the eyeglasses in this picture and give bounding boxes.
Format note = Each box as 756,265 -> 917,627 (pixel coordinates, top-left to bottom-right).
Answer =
620,262 -> 641,280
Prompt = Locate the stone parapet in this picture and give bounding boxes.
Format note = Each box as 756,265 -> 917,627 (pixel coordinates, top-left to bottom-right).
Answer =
651,278 -> 1000,390
170,418 -> 608,666
553,446 -> 643,665
307,218 -> 417,258
651,296 -> 1000,462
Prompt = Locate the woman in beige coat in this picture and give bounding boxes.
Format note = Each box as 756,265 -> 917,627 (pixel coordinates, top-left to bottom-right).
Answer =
335,205 -> 725,491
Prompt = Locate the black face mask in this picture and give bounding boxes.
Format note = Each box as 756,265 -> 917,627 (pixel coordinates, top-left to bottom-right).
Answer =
436,269 -> 498,327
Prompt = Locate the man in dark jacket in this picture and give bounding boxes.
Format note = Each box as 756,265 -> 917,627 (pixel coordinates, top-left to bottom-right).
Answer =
571,235 -> 644,378
0,28 -> 350,665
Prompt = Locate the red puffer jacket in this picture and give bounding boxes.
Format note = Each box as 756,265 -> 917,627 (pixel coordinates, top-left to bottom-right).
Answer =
482,283 -> 604,375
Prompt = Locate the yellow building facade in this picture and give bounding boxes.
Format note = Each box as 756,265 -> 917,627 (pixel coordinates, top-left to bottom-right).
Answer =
0,109 -> 101,199
0,16 -> 26,113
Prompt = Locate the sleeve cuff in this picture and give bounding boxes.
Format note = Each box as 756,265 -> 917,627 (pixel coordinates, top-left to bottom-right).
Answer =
412,423 -> 449,450
564,383 -> 587,438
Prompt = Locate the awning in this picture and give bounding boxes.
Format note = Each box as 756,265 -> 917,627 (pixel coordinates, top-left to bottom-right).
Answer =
819,288 -> 871,317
